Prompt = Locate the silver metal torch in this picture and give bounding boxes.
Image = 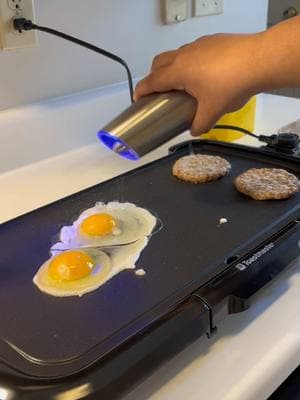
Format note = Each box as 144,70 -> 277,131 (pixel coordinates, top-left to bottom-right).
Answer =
97,91 -> 197,160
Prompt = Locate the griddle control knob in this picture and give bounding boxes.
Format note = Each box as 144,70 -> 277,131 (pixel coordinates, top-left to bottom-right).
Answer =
276,133 -> 299,149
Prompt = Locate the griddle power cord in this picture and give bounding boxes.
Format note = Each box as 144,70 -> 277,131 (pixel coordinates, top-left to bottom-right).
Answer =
213,124 -> 275,145
13,17 -> 134,103
13,18 -> 281,148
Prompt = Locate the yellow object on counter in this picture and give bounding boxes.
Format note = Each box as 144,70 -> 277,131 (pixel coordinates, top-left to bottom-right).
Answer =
201,96 -> 257,142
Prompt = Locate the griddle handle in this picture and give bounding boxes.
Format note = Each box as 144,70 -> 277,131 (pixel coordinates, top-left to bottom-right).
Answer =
195,220 -> 300,321
228,222 -> 300,313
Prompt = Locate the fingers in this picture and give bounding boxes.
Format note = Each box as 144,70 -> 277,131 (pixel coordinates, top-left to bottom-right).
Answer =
190,102 -> 222,136
134,66 -> 182,101
151,50 -> 177,72
134,50 -> 180,101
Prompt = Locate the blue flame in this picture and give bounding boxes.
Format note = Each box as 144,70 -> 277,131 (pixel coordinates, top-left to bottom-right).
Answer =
97,130 -> 140,160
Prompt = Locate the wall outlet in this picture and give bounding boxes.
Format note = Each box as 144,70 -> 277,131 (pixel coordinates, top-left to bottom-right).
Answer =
193,0 -> 223,17
0,0 -> 37,50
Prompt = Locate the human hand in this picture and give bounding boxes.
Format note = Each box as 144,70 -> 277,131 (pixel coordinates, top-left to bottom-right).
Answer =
135,33 -> 263,135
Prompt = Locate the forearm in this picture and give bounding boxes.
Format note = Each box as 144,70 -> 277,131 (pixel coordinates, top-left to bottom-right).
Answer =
254,16 -> 300,92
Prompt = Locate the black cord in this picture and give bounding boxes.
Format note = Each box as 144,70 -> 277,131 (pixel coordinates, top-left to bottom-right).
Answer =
13,18 -> 134,103
213,124 -> 275,145
213,124 -> 260,139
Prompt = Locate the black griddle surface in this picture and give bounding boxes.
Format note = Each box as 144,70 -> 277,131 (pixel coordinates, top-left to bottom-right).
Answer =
0,141 -> 299,379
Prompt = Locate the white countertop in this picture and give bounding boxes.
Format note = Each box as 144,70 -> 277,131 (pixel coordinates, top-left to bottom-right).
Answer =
1,86 -> 300,400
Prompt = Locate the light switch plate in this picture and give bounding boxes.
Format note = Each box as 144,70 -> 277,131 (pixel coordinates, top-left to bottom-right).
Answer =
162,0 -> 188,24
193,0 -> 223,17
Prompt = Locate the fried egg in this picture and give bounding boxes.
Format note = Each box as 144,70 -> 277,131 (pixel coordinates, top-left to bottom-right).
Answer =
34,238 -> 150,297
57,202 -> 157,248
33,249 -> 111,297
33,202 -> 157,297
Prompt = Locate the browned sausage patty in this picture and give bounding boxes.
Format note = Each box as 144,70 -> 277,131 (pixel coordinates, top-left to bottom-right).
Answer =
172,154 -> 231,184
235,168 -> 299,200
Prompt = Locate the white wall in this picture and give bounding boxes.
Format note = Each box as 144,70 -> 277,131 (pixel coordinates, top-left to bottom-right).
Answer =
0,0 -> 268,110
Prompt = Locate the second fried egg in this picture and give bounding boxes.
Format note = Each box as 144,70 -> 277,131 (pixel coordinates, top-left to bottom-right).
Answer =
57,202 -> 157,248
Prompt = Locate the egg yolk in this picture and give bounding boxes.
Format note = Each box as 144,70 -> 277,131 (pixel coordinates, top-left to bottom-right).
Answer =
80,213 -> 117,237
49,250 -> 95,281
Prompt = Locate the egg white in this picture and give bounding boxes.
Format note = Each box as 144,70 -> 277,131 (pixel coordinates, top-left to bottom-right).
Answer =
56,202 -> 156,248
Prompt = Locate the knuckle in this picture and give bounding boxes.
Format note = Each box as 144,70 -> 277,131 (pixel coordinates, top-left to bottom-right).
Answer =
135,80 -> 144,92
172,51 -> 183,66
152,54 -> 161,65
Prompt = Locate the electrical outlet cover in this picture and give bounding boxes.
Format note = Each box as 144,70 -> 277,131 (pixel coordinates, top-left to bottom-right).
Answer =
193,0 -> 223,17
0,0 -> 37,50
7,0 -> 24,11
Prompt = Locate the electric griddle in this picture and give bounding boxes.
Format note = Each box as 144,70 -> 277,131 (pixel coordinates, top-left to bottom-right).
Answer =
0,140 -> 299,399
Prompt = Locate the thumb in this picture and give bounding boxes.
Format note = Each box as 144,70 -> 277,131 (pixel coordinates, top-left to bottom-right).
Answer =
190,102 -> 223,136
